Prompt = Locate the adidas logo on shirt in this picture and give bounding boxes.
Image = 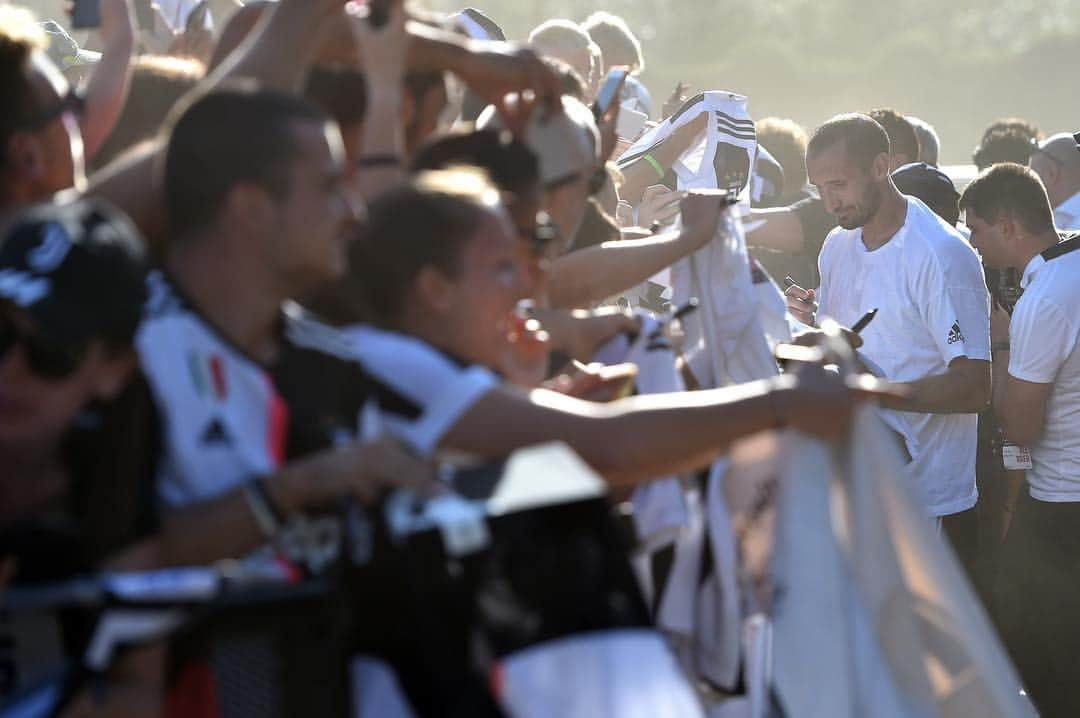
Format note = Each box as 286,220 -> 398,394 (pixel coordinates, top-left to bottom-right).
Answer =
947,321 -> 964,345
199,417 -> 233,448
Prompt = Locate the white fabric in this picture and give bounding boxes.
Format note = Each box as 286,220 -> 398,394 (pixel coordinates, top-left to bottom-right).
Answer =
138,275 -> 301,506
344,324 -> 500,456
1008,248 -> 1080,501
770,409 -> 1033,718
1053,190 -> 1080,232
351,657 -> 417,718
816,197 -> 990,517
625,316 -> 689,548
494,629 -> 705,718
619,92 -> 777,693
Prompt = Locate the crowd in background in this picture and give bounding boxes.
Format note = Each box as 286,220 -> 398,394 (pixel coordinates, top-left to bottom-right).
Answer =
2,0 -> 1079,715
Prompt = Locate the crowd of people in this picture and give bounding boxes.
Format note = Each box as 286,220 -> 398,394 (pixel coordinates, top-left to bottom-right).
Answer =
1,0 -> 1078,715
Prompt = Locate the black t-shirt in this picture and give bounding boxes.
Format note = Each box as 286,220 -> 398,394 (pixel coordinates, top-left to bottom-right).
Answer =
1,374 -> 160,705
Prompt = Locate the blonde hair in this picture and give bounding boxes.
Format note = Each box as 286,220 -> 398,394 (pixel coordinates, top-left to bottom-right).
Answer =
528,19 -> 593,54
581,11 -> 644,74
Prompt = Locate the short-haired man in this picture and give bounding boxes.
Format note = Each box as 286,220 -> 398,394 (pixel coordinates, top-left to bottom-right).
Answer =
137,84 -> 437,566
1028,132 -> 1080,231
528,19 -> 599,99
787,113 -> 991,563
906,116 -> 940,167
868,108 -> 919,170
961,163 -> 1080,716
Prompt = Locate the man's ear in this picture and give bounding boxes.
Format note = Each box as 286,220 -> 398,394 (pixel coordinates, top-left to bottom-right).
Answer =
89,346 -> 137,401
999,211 -> 1020,243
415,265 -> 455,315
224,182 -> 277,233
872,151 -> 891,181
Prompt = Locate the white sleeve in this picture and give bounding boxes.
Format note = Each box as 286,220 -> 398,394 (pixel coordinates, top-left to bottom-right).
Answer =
1009,297 -> 1074,384
347,327 -> 499,456
918,244 -> 991,364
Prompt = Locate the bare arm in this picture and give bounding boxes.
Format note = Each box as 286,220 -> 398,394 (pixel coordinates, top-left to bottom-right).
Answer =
441,368 -> 866,489
878,356 -> 991,414
548,191 -> 725,308
992,348 -> 1052,446
155,438 -> 436,566
617,113 -> 707,204
80,0 -> 136,160
85,0 -> 343,240
348,4 -> 408,200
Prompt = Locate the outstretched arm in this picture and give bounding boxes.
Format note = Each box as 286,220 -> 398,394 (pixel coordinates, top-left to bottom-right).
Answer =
548,190 -> 725,308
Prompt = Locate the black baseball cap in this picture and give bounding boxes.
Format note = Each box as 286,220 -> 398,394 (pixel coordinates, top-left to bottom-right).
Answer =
892,162 -> 960,224
0,200 -> 147,344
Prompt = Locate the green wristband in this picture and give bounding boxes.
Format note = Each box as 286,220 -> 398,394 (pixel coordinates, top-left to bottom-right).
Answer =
643,153 -> 665,179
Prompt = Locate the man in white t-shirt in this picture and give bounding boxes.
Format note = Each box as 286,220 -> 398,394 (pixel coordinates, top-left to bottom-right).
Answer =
961,162 -> 1080,717
1028,132 -> 1080,232
785,113 -> 991,565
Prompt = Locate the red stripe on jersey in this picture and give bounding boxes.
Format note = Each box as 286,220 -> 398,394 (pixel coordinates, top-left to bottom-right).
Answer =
209,354 -> 227,401
265,374 -> 289,466
165,662 -> 222,718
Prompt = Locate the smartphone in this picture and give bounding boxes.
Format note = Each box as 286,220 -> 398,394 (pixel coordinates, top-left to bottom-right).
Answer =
616,104 -> 648,140
71,0 -> 101,29
369,0 -> 391,27
592,67 -> 629,119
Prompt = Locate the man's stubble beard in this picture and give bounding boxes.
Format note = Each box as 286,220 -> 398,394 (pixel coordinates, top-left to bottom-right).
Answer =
843,181 -> 883,230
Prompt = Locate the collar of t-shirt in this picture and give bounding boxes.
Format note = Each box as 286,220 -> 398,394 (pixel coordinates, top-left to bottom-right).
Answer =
1053,190 -> 1080,230
1020,253 -> 1045,290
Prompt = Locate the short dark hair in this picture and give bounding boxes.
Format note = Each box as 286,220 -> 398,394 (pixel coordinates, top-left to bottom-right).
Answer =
868,108 -> 919,163
972,127 -> 1036,171
162,81 -> 329,241
807,113 -> 890,171
980,117 -> 1041,145
960,163 -> 1054,235
410,129 -> 540,196
346,170 -> 500,324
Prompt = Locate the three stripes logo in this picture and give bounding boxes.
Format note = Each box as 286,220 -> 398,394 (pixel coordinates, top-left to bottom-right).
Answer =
947,321 -> 964,345
714,111 -> 756,142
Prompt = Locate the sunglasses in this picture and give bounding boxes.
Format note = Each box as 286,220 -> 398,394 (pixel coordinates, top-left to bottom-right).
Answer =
0,312 -> 87,379
17,89 -> 86,133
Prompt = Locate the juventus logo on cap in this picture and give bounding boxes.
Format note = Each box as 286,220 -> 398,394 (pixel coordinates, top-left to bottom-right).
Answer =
27,223 -> 73,274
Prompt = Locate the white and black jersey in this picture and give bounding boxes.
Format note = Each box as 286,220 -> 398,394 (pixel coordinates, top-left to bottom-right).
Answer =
136,273 -> 481,507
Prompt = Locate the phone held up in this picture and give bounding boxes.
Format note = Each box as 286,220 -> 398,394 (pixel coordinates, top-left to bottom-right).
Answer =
592,67 -> 629,120
71,0 -> 101,29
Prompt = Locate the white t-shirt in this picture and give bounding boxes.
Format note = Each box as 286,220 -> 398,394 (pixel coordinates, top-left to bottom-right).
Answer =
343,324 -> 500,455
1053,190 -> 1080,233
1009,244 -> 1080,502
817,197 -> 990,516
136,272 -> 496,507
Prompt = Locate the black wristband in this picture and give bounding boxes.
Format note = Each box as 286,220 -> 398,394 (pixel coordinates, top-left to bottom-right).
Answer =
992,341 -> 1010,352
356,154 -> 402,168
